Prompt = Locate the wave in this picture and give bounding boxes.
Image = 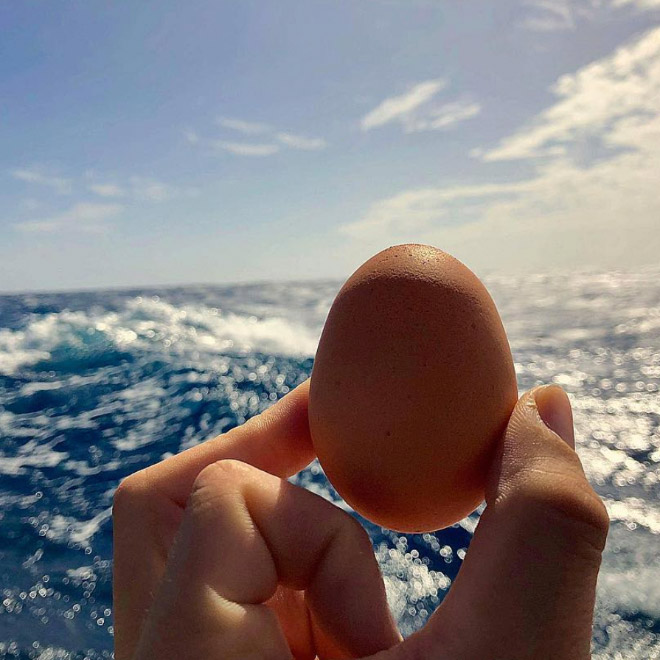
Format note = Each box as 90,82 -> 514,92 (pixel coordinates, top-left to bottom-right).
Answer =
0,295 -> 319,376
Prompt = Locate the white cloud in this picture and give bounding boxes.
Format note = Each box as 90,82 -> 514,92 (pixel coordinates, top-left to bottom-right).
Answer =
217,117 -> 272,134
15,202 -> 123,234
275,132 -> 327,150
359,80 -> 480,133
406,100 -> 482,133
519,0 -> 579,31
340,182 -> 531,240
11,169 -> 72,194
213,141 -> 280,157
360,79 -> 447,131
192,117 -> 327,155
85,175 -> 191,202
480,25 -> 660,162
10,171 -> 189,237
88,183 -> 125,198
341,26 -> 660,271
183,128 -> 200,144
129,176 -> 180,202
613,0 -> 660,7
520,0 -> 660,32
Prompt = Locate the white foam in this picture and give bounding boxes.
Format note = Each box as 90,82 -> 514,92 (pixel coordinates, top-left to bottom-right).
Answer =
19,381 -> 64,396
598,565 -> 660,618
604,497 -> 660,535
0,437 -> 68,476
0,296 -> 319,375
66,565 -> 95,583
0,327 -> 50,373
46,507 -> 112,548
36,649 -> 73,660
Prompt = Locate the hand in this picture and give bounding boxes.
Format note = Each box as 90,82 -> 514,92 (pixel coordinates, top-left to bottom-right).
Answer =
113,380 -> 609,659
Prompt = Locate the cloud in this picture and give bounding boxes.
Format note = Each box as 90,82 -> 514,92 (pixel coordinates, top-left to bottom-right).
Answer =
15,202 -> 123,233
11,169 -> 72,194
520,0 -> 660,32
360,79 -> 447,131
10,171 -> 190,238
217,117 -> 272,134
213,141 -> 280,157
88,183 -> 125,198
183,128 -> 200,144
340,27 -> 660,271
129,176 -> 183,202
191,116 -> 327,156
479,25 -> 660,162
613,0 -> 660,6
340,182 -> 531,240
359,80 -> 480,133
86,175 -> 192,202
275,132 -> 327,150
406,100 -> 482,133
519,0 -> 579,31
209,119 -> 327,154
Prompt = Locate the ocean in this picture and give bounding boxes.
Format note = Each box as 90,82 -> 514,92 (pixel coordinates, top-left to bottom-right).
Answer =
0,269 -> 658,659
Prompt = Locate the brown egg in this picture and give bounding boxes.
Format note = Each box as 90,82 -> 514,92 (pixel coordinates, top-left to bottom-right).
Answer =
308,244 -> 518,532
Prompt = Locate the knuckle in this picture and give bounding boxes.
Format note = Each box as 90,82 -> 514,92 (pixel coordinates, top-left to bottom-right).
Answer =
112,472 -> 147,515
192,459 -> 252,494
507,472 -> 609,556
341,512 -> 373,553
188,460 -> 253,517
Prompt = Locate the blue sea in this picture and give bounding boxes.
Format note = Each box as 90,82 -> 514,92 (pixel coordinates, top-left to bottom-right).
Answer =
0,269 -> 659,659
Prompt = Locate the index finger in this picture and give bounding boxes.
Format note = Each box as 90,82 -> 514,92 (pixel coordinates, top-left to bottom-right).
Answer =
139,377 -> 314,505
112,379 -> 315,659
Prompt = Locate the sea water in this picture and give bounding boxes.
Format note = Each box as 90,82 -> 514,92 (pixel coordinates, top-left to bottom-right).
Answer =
0,269 -> 658,659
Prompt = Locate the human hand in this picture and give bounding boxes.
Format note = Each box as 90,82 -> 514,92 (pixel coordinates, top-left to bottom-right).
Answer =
113,380 -> 609,659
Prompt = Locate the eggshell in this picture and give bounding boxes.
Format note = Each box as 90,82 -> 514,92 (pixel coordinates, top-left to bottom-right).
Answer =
308,244 -> 518,532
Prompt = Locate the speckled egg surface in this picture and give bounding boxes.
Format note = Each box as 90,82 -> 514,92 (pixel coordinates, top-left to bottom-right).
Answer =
309,244 -> 518,532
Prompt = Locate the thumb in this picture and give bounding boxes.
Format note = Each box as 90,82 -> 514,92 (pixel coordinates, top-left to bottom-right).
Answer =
417,385 -> 610,660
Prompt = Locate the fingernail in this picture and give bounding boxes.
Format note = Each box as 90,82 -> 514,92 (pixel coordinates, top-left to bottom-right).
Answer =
534,385 -> 575,449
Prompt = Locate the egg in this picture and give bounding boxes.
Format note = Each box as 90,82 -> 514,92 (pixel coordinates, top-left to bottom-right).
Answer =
308,244 -> 518,532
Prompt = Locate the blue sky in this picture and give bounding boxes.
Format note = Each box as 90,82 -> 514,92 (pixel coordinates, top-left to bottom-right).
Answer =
1,1 -> 659,292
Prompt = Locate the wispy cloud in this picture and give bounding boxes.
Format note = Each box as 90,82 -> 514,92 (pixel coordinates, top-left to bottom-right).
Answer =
360,80 -> 480,133
217,117 -> 272,134
198,118 -> 328,155
11,168 -> 183,203
406,100 -> 482,132
183,128 -> 200,144
520,0 -> 660,32
275,132 -> 327,150
360,79 -> 447,131
519,0 -> 578,31
11,168 -> 72,194
213,141 -> 280,157
341,27 -> 660,270
340,182 -> 530,240
88,183 -> 125,198
612,0 -> 660,8
87,175 -> 193,202
10,169 -> 192,239
15,202 -> 123,233
128,176 -> 195,202
477,25 -> 660,162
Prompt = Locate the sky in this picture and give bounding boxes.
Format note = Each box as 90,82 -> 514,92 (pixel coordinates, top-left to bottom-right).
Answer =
1,0 -> 659,293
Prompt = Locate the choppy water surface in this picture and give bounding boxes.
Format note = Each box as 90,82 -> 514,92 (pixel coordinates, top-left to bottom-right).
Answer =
0,269 -> 658,659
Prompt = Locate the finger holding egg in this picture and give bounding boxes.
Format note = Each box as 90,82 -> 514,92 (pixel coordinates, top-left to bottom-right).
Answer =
309,244 -> 518,533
